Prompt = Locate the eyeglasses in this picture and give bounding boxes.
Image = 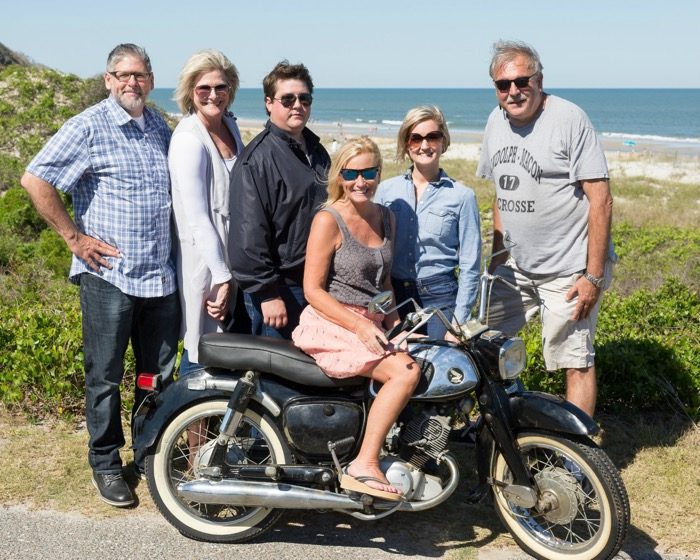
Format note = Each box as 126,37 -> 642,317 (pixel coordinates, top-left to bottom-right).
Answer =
408,131 -> 443,147
108,71 -> 152,84
340,167 -> 379,181
494,72 -> 538,93
273,93 -> 313,108
194,84 -> 229,97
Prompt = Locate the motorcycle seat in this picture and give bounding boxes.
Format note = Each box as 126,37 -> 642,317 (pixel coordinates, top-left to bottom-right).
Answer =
198,333 -> 366,388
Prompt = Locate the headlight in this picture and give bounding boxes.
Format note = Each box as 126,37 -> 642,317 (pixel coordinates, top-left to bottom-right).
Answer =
498,338 -> 526,380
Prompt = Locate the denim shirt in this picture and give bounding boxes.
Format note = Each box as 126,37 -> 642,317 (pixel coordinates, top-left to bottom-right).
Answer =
375,168 -> 481,322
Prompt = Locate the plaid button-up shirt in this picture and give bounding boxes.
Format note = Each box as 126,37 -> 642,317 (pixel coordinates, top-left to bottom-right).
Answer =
26,96 -> 176,298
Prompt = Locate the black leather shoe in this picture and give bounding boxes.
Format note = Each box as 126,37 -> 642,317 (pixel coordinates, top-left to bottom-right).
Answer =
92,471 -> 135,507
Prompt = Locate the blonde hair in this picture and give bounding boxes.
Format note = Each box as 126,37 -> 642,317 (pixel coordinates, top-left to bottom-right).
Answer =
396,105 -> 451,161
173,50 -> 239,114
326,136 -> 382,205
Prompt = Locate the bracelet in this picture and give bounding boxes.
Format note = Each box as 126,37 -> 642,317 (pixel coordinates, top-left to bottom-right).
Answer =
583,271 -> 604,288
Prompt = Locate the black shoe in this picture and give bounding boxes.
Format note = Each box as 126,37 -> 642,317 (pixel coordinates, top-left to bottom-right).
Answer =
92,471 -> 135,507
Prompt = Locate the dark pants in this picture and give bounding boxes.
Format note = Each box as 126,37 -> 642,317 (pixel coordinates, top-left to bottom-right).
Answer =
79,273 -> 180,473
243,283 -> 306,340
392,271 -> 458,339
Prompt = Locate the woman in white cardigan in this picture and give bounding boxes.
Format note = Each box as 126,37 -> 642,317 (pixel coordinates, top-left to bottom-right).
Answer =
169,50 -> 245,375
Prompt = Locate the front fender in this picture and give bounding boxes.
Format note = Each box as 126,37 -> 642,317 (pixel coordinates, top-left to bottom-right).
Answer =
509,391 -> 599,436
132,378 -> 232,452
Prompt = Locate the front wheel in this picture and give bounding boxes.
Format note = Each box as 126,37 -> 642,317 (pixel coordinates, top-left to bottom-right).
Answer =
146,399 -> 292,543
492,433 -> 630,560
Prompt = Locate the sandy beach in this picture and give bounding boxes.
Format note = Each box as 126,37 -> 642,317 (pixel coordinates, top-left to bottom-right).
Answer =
236,119 -> 700,185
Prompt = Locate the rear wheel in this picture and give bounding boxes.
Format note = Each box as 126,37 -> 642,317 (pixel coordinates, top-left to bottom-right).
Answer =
492,433 -> 629,560
146,400 -> 291,543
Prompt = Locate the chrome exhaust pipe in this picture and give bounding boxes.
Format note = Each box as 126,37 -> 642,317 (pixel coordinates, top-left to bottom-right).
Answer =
177,479 -> 365,510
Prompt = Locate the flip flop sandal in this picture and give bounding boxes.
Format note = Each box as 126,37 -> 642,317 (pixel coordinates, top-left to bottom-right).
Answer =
340,469 -> 404,501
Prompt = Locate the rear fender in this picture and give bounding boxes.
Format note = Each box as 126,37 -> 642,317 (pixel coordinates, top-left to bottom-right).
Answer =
132,371 -> 281,453
509,391 -> 599,436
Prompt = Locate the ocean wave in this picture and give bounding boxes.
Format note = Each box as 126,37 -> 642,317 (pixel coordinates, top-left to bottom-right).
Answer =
602,132 -> 700,144
381,120 -> 403,126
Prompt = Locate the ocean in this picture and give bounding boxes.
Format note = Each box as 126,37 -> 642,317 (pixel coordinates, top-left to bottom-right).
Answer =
149,88 -> 700,149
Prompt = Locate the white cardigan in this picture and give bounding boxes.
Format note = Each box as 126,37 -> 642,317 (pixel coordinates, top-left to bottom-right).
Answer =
169,112 -> 244,362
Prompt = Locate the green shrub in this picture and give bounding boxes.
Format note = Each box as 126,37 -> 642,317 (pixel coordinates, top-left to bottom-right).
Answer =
0,271 -> 84,414
611,223 -> 700,295
520,278 -> 700,418
0,267 -> 136,416
0,186 -> 45,236
0,153 -> 24,191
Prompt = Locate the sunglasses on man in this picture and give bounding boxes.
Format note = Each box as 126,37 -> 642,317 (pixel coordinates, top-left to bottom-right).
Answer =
494,72 -> 538,93
273,93 -> 313,108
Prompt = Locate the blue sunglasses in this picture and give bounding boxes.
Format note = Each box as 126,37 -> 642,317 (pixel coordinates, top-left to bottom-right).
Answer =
340,167 -> 379,181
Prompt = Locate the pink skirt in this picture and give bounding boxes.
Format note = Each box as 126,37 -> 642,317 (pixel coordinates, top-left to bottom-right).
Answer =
292,304 -> 398,378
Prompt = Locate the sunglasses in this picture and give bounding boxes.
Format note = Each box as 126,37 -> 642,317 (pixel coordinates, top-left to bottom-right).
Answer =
494,72 -> 538,92
340,167 -> 379,181
408,131 -> 443,147
273,93 -> 313,108
195,84 -> 229,97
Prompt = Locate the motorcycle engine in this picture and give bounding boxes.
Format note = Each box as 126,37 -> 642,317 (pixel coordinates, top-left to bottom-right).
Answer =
399,407 -> 451,469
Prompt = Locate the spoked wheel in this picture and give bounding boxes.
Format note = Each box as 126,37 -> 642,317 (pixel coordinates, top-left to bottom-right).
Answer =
146,399 -> 291,543
492,433 -> 630,560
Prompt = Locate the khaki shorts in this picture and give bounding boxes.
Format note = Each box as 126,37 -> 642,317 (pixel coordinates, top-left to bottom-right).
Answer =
486,258 -> 614,370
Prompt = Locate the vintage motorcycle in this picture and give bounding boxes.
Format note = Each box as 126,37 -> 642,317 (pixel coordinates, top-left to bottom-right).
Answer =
132,267 -> 630,560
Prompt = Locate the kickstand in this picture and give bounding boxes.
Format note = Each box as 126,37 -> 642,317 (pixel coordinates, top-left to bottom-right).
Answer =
327,437 -> 356,478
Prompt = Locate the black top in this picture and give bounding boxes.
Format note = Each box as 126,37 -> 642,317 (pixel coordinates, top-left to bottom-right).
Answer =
229,121 -> 331,299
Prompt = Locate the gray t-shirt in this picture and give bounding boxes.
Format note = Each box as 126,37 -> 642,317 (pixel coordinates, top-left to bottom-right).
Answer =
477,95 -> 608,275
324,206 -> 393,307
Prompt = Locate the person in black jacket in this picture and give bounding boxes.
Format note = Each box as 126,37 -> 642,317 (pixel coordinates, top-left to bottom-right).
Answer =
229,61 -> 331,339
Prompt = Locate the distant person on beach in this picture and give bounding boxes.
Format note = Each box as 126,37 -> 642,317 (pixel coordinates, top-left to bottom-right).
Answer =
169,50 -> 248,376
292,136 -> 420,499
376,106 -> 481,340
477,40 -> 615,416
229,61 -> 330,338
20,43 -> 179,507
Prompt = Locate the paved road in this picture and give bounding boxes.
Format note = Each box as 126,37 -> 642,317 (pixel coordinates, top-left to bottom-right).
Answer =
1,504 -> 694,560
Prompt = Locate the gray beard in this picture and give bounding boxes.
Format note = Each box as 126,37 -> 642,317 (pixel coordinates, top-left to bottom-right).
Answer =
116,93 -> 145,115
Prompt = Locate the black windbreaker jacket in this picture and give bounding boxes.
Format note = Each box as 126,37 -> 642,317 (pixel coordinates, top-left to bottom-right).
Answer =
229,121 -> 331,299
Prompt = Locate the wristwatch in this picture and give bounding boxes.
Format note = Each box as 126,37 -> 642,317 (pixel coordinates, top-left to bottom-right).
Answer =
583,271 -> 604,288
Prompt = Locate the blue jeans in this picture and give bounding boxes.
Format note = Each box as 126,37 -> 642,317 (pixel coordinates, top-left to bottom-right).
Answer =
80,273 -> 180,473
392,272 -> 458,339
179,348 -> 204,377
243,283 -> 306,340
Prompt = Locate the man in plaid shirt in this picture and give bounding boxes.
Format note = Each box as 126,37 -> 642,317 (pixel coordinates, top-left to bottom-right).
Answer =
21,43 -> 179,507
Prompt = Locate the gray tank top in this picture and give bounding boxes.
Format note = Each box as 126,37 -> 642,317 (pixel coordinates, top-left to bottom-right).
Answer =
324,206 -> 393,307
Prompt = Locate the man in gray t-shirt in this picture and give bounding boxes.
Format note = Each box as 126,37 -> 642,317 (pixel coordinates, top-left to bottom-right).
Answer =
476,40 -> 614,417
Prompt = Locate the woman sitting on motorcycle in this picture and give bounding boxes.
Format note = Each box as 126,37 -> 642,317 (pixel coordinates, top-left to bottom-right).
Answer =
292,137 -> 421,500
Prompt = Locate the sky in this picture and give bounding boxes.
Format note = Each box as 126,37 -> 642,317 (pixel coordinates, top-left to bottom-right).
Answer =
2,0 -> 699,89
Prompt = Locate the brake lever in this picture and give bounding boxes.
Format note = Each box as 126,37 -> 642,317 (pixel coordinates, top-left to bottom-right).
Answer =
384,320 -> 407,342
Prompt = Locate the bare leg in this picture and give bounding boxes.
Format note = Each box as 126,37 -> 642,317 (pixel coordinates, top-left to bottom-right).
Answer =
187,419 -> 207,472
566,366 -> 597,417
347,353 -> 420,494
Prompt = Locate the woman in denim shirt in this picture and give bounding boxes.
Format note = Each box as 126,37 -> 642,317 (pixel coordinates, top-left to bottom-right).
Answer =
375,106 -> 481,339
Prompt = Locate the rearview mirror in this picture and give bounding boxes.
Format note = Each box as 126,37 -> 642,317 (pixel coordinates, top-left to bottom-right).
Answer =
368,291 -> 393,314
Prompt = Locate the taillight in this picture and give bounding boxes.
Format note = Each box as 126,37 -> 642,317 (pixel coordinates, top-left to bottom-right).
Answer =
137,373 -> 160,391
